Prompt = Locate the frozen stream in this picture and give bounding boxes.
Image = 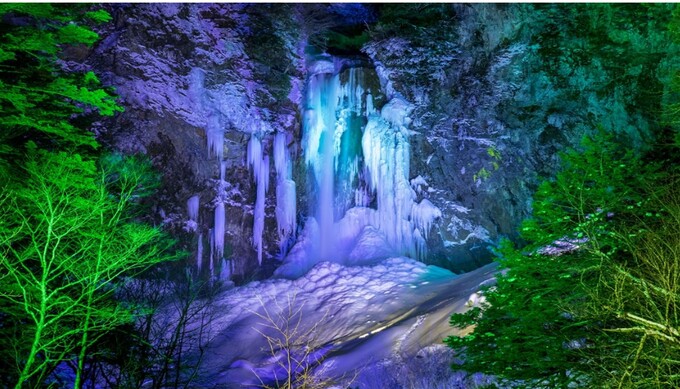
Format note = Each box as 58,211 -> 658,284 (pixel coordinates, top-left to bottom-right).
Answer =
195,259 -> 497,387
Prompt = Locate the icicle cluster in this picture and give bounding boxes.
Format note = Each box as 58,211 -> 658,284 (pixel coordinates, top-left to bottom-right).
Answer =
411,199 -> 442,241
362,103 -> 416,258
207,116 -> 224,160
361,97 -> 443,260
248,135 -> 270,266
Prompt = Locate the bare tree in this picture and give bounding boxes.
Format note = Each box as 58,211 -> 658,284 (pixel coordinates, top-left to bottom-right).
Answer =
0,150 -> 176,388
249,293 -> 347,389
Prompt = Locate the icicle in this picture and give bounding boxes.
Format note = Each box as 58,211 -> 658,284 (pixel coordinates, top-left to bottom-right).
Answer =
213,202 -> 225,259
187,195 -> 200,222
274,132 -> 288,177
220,160 -> 227,181
253,155 -> 269,266
220,258 -> 231,281
196,232 -> 203,273
411,199 -> 442,240
274,132 -> 297,257
366,92 -> 375,116
414,228 -> 426,260
209,228 -> 214,280
207,114 -> 224,160
276,180 -> 296,241
247,135 -> 262,181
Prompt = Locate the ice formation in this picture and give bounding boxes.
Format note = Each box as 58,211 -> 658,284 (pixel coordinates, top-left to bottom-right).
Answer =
303,59 -> 339,260
187,195 -> 200,222
209,229 -> 215,279
247,134 -> 270,266
273,132 -> 288,177
213,57 -> 443,274
274,132 -> 296,255
291,58 -> 442,274
194,258 -> 500,387
191,68 -> 224,161
213,202 -> 225,259
197,232 -> 203,272
187,195 -> 203,272
220,258 -> 231,282
213,159 -> 229,274
220,160 -> 227,181
206,115 -> 224,160
412,199 -> 442,241
362,100 -> 417,258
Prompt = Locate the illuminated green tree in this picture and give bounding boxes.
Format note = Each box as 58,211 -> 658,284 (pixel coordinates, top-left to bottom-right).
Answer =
0,146 -> 177,387
0,5 -> 180,388
0,3 -> 121,177
446,130 -> 679,387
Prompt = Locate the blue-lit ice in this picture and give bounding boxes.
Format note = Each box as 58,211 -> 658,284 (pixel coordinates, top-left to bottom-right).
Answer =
195,257 -> 497,388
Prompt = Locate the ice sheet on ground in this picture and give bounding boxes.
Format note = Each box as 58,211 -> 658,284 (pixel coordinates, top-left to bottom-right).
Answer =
196,257 -> 498,387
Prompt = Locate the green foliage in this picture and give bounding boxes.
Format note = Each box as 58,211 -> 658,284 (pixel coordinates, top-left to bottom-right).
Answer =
473,167 -> 491,183
0,5 -> 178,387
0,4 -> 122,153
524,129 -> 658,248
475,146 -> 502,182
446,130 -> 674,387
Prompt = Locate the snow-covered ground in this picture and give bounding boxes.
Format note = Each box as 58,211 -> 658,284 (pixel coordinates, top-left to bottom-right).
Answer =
195,258 -> 498,388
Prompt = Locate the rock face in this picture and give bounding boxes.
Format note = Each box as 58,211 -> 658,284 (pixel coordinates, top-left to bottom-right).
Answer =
88,3 -> 306,279
85,3 -> 678,277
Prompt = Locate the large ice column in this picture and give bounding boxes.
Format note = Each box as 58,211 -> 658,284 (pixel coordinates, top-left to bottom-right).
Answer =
248,134 -> 269,266
274,132 -> 296,255
362,97 -> 420,257
294,59 -> 442,269
303,61 -> 339,260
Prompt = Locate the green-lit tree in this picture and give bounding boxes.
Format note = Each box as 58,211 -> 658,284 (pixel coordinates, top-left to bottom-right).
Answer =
0,4 -> 121,158
0,146 -> 177,388
0,4 -> 181,388
446,130 -> 678,387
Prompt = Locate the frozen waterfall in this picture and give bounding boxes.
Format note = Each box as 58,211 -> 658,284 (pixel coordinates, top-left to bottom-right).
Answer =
274,57 -> 441,278
228,57 -> 443,276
